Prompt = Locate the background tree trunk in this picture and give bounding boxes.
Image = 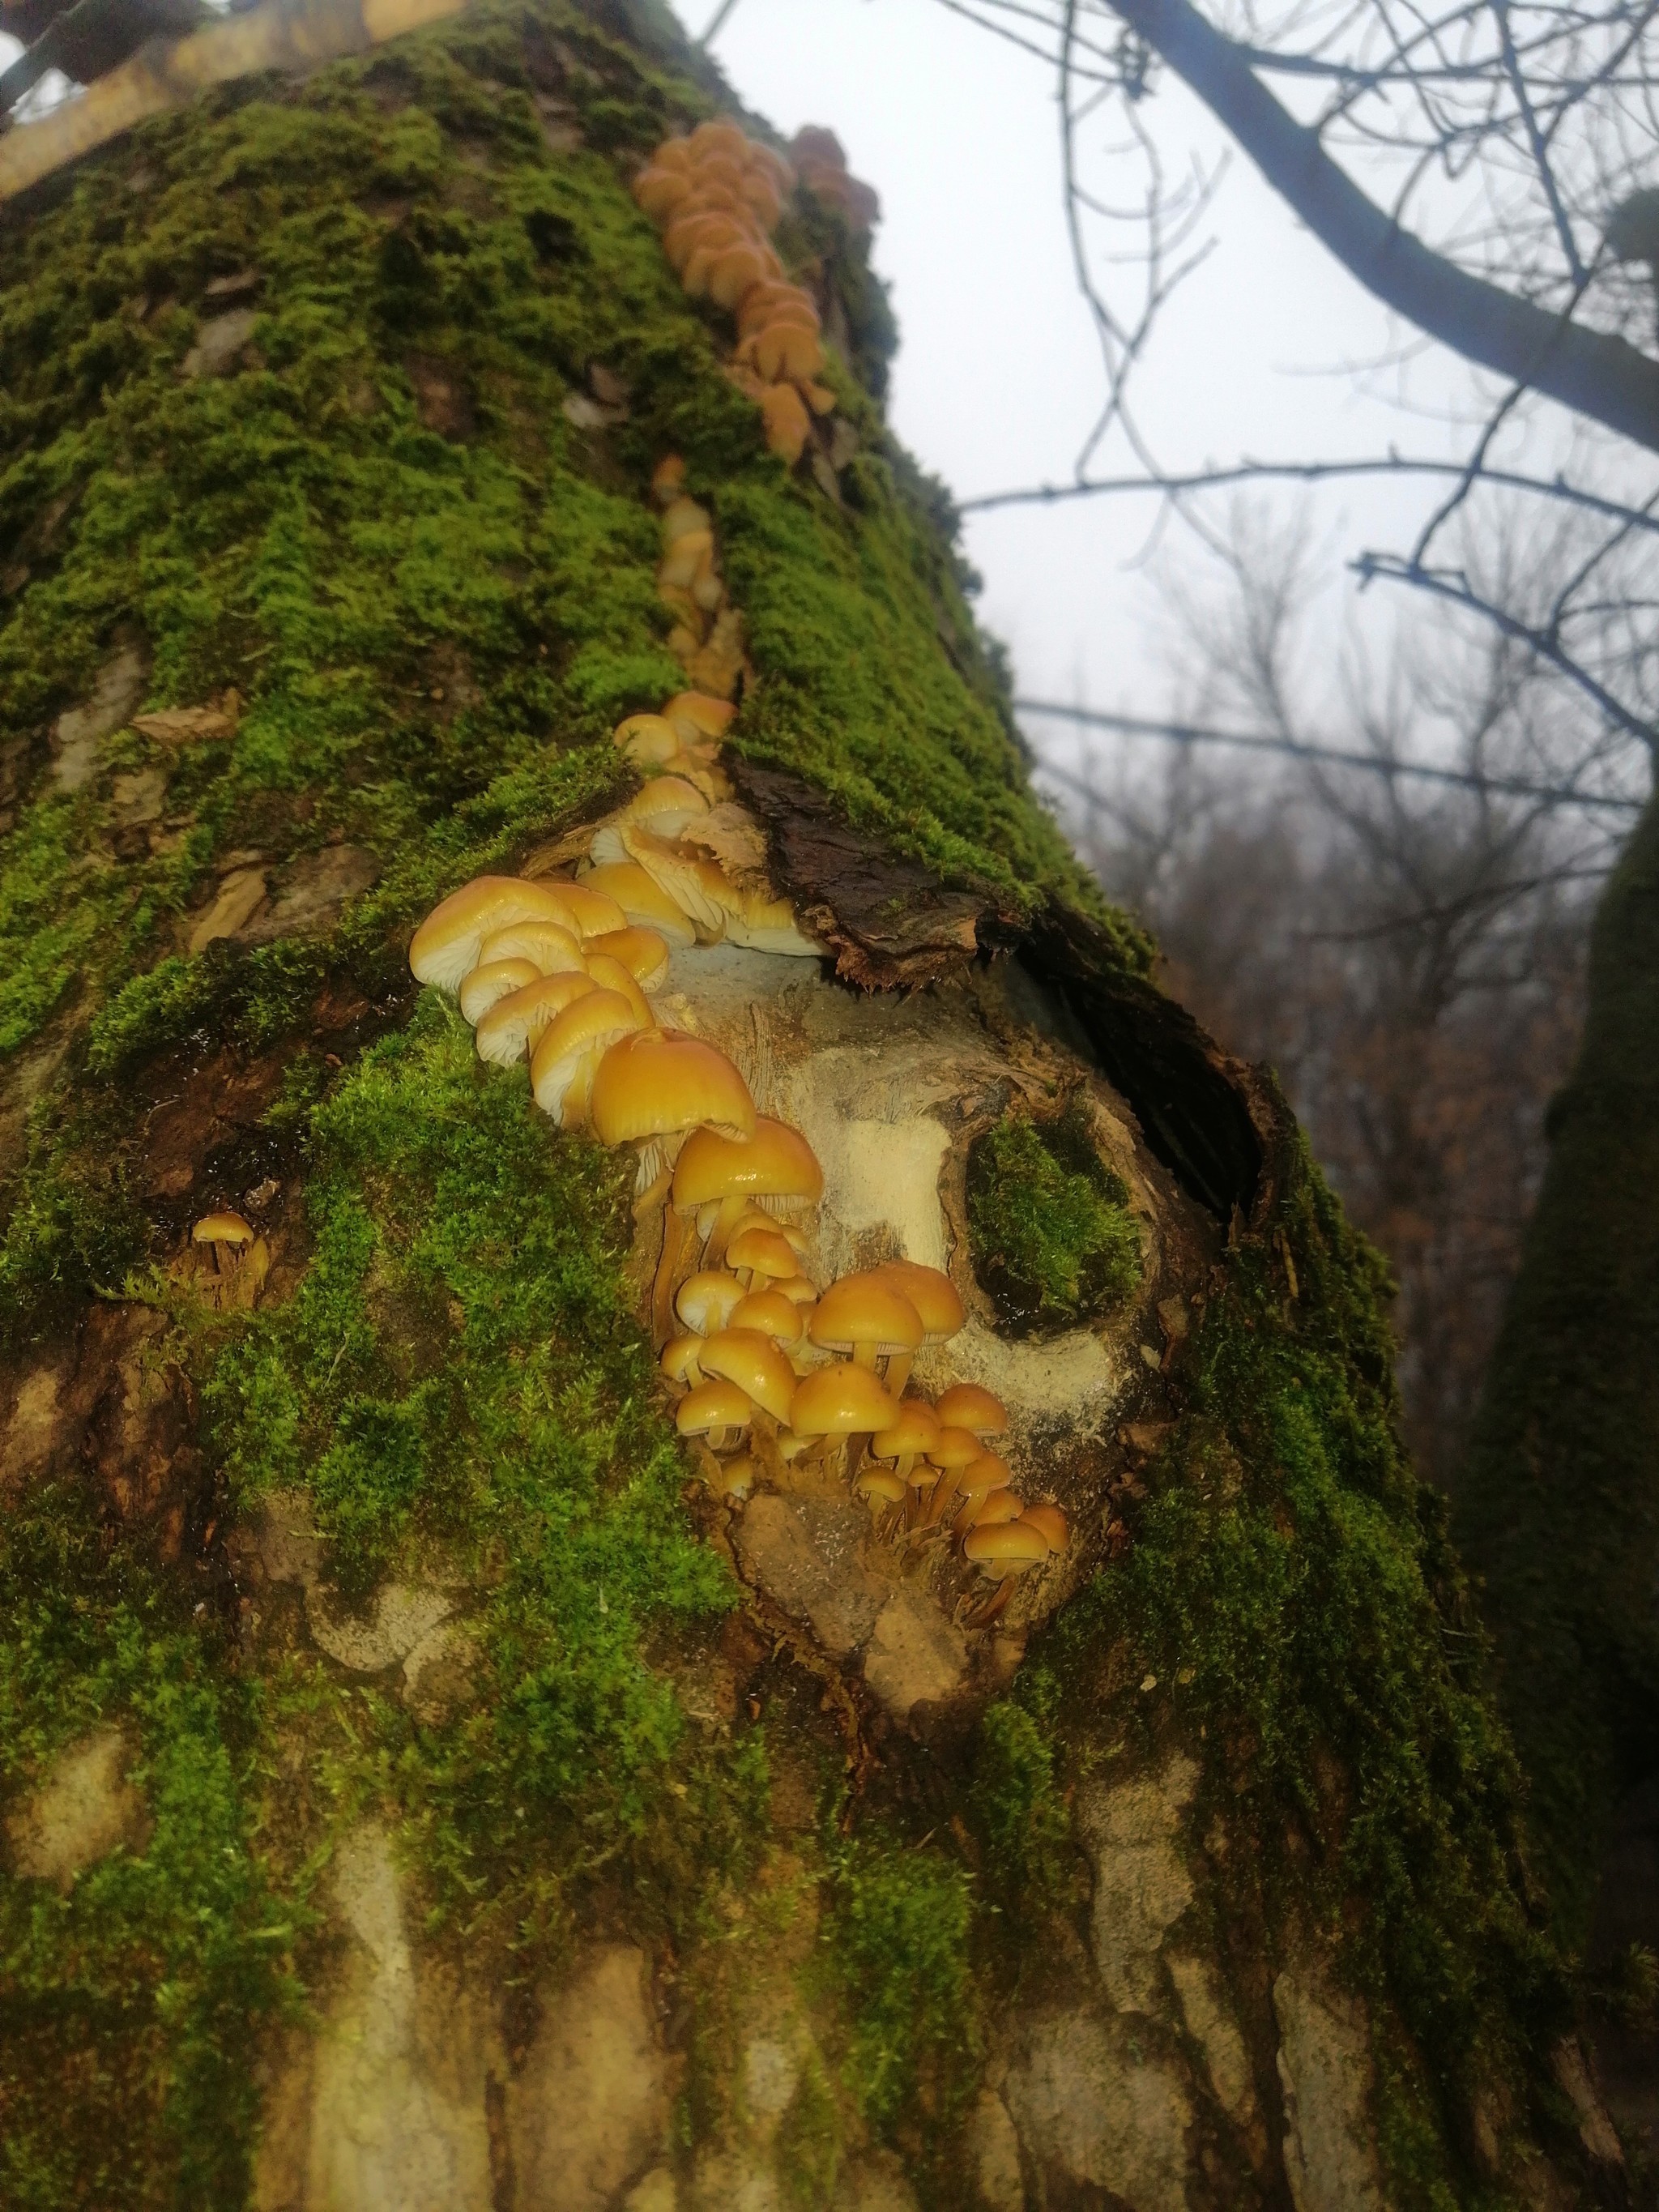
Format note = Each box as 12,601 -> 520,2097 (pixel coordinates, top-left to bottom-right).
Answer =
0,3 -> 1627,2204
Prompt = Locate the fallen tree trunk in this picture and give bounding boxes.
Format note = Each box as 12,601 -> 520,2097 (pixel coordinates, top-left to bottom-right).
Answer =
0,4 -> 1623,2204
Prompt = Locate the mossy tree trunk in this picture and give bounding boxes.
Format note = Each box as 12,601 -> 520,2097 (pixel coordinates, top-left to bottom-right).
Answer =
0,4 -> 1628,2206
1456,788 -> 1659,1959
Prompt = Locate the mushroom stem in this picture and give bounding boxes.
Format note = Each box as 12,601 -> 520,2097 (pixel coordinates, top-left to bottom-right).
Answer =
968,1578 -> 1015,1629
653,1206 -> 694,1345
923,1468 -> 963,1529
705,1192 -> 749,1266
885,1351 -> 915,1399
846,1433 -> 868,1484
893,1451 -> 915,1484
852,1342 -> 876,1370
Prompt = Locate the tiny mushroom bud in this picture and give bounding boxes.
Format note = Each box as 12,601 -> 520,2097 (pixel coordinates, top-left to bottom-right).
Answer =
475,971 -> 596,1067
677,1270 -> 748,1337
952,1453 -> 1015,1533
698,1327 -> 796,1425
872,1261 -> 964,1397
719,1451 -> 758,1501
530,988 -> 645,1127
809,1272 -> 924,1377
676,1377 -> 753,1455
855,1464 -> 906,1512
758,382 -> 811,466
578,862 -> 697,948
410,876 -> 590,993
458,957 -> 543,1027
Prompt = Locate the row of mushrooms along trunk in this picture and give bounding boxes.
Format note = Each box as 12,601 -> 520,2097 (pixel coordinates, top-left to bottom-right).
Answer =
633,117 -> 838,469
407,738 -> 1069,1625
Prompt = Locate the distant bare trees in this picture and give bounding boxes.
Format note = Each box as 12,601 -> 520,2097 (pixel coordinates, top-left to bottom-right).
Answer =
1054,510 -> 1610,1487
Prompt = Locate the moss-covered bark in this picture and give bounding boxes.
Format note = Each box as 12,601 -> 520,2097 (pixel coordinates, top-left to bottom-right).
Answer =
1456,787 -> 1659,1939
0,3 -> 1625,2206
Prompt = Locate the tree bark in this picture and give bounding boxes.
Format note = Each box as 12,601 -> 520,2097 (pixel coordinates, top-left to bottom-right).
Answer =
0,2 -> 1626,2204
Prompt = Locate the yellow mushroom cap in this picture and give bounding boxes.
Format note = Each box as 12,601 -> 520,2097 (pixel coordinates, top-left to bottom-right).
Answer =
458,957 -> 543,1027
873,1261 -> 964,1343
661,1333 -> 704,1384
578,862 -> 697,948
613,712 -> 683,767
672,1117 -> 823,1211
855,1466 -> 906,1508
1021,1502 -> 1070,1555
591,1027 -> 755,1149
788,1362 -> 898,1441
548,878 -> 629,939
677,1271 -> 747,1334
583,951 -> 655,1030
410,876 -> 587,993
726,1224 -> 801,1281
719,1205 -> 808,1252
928,1426 -> 982,1471
621,822 -> 731,937
773,1274 -> 818,1307
676,1378 -> 753,1438
193,1210 -> 254,1245
477,919 -> 586,976
660,497 -> 714,545
475,971 -> 595,1067
958,1453 -> 1014,1501
809,1274 -> 924,1361
585,926 -> 671,991
650,453 -> 687,502
935,1383 -> 1009,1437
689,117 -> 750,161
963,1521 -> 1049,1569
591,776 -> 709,866
699,1328 -> 797,1423
970,1488 -> 1025,1528
871,1399 -> 941,1461
529,989 -> 645,1124
727,1289 -> 807,1345
664,691 -> 736,744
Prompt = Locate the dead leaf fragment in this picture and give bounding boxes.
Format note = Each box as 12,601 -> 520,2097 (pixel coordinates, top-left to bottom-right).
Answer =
133,702 -> 237,745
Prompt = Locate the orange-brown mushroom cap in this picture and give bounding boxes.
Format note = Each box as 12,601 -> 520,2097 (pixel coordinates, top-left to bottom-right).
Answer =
529,989 -> 644,1125
963,1521 -> 1049,1569
1020,1502 -> 1070,1555
193,1210 -> 254,1245
585,926 -> 671,992
726,1224 -> 802,1282
935,1383 -> 1009,1437
809,1274 -> 924,1369
458,957 -> 543,1027
788,1362 -> 898,1441
676,1378 -> 753,1440
673,1117 -> 824,1213
578,863 -> 697,948
663,692 -> 736,744
547,878 -> 629,939
698,1328 -> 797,1424
410,876 -> 588,993
855,1466 -> 906,1508
676,1270 -> 747,1335
873,1262 -> 964,1342
591,1027 -> 755,1149
475,971 -> 596,1066
957,1453 -> 1014,1503
872,1399 -> 941,1462
970,1488 -> 1026,1529
727,1289 -> 808,1347
928,1426 -> 982,1471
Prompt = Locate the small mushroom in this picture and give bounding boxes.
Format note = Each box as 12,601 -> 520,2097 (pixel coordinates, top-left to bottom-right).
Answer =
728,1288 -> 809,1356
651,454 -> 687,505
787,1360 -> 898,1480
475,970 -> 596,1066
1020,1502 -> 1070,1556
698,1327 -> 796,1428
809,1272 -> 924,1378
947,1452 -> 1015,1536
658,527 -> 719,592
477,919 -> 586,976
869,1398 -> 940,1488
410,876 -> 591,993
673,1116 -> 824,1267
677,1270 -> 747,1338
458,956 -> 543,1027
192,1210 -> 254,1251
584,926 -> 671,993
962,1520 -> 1050,1624
529,989 -> 646,1128
618,822 -> 732,940
872,1261 -> 963,1398
582,951 -> 655,1030
591,777 -> 709,868
916,1425 -> 983,1532
676,1377 -> 753,1455
736,282 -> 820,340
612,712 -> 684,768
855,1464 -> 906,1517
578,863 -> 697,948
718,1451 -> 758,1501
758,384 -> 811,465
935,1383 -> 1009,1441
661,1332 -> 706,1386
542,877 -> 629,939
727,1224 -> 803,1293
966,1486 -> 1025,1531
663,691 -> 736,749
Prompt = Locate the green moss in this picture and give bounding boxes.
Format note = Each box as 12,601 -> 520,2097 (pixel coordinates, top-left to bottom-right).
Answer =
966,1104 -> 1142,1333
1035,1136 -> 1566,2206
776,2046 -> 844,2209
0,1488 -> 301,2211
818,1824 -> 981,2138
967,1697 -> 1076,1932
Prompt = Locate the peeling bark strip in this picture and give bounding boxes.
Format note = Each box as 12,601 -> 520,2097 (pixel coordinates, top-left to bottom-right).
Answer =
0,0 -> 471,203
731,758 -> 1266,1221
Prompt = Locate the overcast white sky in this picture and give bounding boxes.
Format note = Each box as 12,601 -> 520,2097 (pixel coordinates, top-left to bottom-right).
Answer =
680,0 -> 1586,786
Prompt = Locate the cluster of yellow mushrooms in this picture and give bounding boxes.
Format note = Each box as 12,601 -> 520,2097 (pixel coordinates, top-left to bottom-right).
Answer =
633,118 -> 836,468
405,766 -> 1068,1619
